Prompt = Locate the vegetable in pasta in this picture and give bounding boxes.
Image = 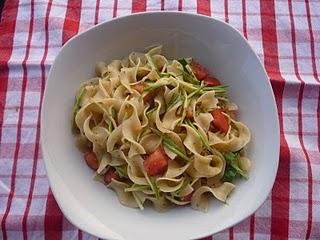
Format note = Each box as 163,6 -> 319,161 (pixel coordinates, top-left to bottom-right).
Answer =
72,46 -> 251,212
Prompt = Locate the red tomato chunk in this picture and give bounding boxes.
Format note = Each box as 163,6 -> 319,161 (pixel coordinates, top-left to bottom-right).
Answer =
104,167 -> 118,185
185,109 -> 193,119
84,151 -> 99,170
180,192 -> 193,202
203,76 -> 221,86
143,147 -> 169,176
191,62 -> 209,80
132,83 -> 145,93
211,109 -> 229,134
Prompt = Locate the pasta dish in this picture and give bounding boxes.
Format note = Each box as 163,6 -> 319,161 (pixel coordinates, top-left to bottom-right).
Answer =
72,46 -> 251,212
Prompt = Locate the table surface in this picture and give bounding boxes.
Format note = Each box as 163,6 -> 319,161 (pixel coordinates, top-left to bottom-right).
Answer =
0,0 -> 319,239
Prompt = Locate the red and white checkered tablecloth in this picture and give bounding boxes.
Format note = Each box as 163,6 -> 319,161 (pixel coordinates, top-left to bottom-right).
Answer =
0,0 -> 319,239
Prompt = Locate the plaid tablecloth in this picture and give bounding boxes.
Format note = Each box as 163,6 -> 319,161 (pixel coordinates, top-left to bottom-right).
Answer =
0,0 -> 319,239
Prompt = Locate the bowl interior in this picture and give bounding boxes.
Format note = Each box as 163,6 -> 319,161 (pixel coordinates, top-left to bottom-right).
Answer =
41,12 -> 279,240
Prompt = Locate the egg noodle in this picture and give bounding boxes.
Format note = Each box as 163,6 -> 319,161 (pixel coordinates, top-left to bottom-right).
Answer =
72,46 -> 251,212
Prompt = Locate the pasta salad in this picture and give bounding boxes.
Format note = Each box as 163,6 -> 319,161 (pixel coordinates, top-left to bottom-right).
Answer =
72,46 -> 251,212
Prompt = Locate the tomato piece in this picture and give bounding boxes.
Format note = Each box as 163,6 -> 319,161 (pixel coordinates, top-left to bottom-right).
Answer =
104,167 -> 118,185
132,83 -> 157,106
191,62 -> 209,80
180,192 -> 193,202
143,89 -> 159,107
211,109 -> 229,134
185,109 -> 193,119
143,92 -> 154,105
132,83 -> 145,93
143,147 -> 169,176
84,151 -> 99,170
203,76 -> 221,86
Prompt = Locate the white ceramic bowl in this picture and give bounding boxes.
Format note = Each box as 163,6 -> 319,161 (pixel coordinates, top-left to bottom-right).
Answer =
41,12 -> 279,240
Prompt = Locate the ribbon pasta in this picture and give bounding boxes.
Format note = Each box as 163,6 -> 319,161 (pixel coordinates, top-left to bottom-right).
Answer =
72,46 -> 251,212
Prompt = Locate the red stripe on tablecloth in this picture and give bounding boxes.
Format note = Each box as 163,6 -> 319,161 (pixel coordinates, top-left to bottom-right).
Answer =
229,227 -> 234,240
0,0 -> 18,148
242,0 -> 247,39
132,0 -> 146,13
0,0 -> 19,160
260,0 -> 291,239
197,0 -> 210,16
178,0 -> 182,11
44,189 -> 63,240
1,1 -> 35,239
113,0 -> 118,18
287,1 -> 313,238
224,0 -> 229,22
78,229 -> 83,239
304,1 -> 320,85
62,0 -> 82,45
0,2 -> 18,63
161,0 -> 165,10
94,0 -> 100,25
250,215 -> 255,240
21,1 -> 53,239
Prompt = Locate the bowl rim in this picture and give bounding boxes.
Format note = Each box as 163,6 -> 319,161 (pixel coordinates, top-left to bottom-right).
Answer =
41,11 -> 280,240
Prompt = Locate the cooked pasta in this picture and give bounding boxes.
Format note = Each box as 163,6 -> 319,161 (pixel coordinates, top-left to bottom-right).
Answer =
72,46 -> 251,212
